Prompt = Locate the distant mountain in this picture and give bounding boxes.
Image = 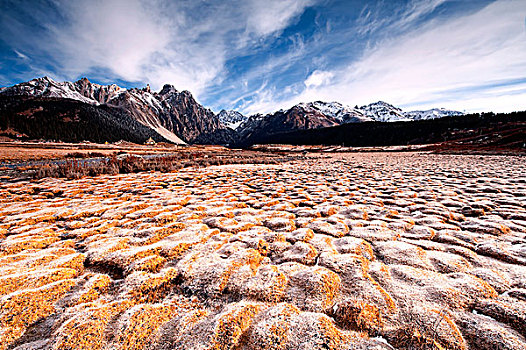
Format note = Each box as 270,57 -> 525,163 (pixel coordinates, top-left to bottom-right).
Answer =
0,76 -> 126,105
403,108 -> 464,120
297,101 -> 373,123
287,100 -> 463,123
0,76 -> 465,146
235,103 -> 342,146
359,101 -> 411,122
231,100 -> 464,146
217,110 -> 246,130
260,111 -> 526,150
0,77 -> 234,144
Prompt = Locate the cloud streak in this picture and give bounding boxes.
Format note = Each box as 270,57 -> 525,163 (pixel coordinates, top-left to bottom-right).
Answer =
1,0 -> 525,114
252,0 -> 526,114
1,0 -> 316,97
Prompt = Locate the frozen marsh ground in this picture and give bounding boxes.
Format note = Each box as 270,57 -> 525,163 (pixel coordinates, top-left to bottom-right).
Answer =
0,152 -> 525,350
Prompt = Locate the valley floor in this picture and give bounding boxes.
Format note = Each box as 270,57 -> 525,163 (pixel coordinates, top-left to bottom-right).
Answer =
0,153 -> 525,349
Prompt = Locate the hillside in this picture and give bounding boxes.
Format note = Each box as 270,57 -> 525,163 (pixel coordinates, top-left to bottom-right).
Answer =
0,96 -> 168,144
252,111 -> 526,152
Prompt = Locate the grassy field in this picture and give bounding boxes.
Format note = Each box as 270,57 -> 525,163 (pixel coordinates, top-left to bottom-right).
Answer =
0,152 -> 525,349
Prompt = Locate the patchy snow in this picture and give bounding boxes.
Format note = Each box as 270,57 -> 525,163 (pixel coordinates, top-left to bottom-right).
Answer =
217,110 -> 246,130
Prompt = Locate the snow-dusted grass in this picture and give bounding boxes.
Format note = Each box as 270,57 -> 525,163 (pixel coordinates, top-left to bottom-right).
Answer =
0,153 -> 525,349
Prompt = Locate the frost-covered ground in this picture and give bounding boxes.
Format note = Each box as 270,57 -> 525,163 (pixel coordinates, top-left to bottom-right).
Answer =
0,153 -> 525,350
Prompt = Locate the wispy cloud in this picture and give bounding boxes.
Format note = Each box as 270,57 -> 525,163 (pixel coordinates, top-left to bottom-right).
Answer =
356,0 -> 448,37
13,50 -> 29,60
1,0 -> 525,114
1,0 -> 316,97
304,70 -> 334,88
253,0 -> 526,114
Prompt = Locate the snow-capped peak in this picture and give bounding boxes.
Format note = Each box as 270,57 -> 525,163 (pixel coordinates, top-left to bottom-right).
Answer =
403,108 -> 464,120
296,101 -> 373,123
217,109 -> 246,130
359,101 -> 411,122
0,76 -> 129,106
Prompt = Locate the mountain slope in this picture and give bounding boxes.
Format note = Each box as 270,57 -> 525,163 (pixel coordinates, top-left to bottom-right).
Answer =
258,111 -> 526,149
0,96 -> 170,144
358,101 -> 411,122
217,110 -> 246,130
0,76 -> 466,146
297,101 -> 373,123
0,77 -> 235,144
0,76 -> 126,105
236,104 -> 341,146
403,108 -> 464,120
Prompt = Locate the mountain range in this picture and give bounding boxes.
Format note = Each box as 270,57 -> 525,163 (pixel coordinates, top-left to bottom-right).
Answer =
0,77 -> 464,145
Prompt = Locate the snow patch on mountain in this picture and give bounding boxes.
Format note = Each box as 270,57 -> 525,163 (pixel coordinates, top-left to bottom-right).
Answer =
297,101 -> 373,123
403,108 -> 464,120
358,101 -> 412,122
0,76 -> 129,106
217,109 -> 246,130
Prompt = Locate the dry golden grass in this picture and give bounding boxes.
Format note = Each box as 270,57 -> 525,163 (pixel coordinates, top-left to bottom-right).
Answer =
0,153 -> 524,349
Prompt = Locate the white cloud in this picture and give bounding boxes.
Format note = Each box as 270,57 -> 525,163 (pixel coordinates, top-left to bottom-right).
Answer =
357,0 -> 448,36
237,82 -> 279,116
267,0 -> 526,114
27,0 -> 315,97
13,50 -> 29,60
48,0 -> 170,82
304,70 -> 334,88
399,0 -> 448,28
244,0 -> 316,36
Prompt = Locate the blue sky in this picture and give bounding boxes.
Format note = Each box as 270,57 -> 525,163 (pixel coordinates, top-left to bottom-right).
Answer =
1,0 -> 525,114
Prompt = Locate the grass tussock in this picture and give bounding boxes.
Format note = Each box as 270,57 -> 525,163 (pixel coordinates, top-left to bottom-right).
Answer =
32,152 -> 286,179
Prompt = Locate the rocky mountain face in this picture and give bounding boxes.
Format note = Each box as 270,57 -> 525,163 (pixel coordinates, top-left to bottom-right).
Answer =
236,104 -> 342,146
404,108 -> 465,120
0,95 -> 170,144
217,110 -> 246,130
232,100 -> 465,145
0,76 -> 126,105
0,77 -> 232,144
298,101 -> 373,123
359,101 -> 410,122
0,77 -> 464,146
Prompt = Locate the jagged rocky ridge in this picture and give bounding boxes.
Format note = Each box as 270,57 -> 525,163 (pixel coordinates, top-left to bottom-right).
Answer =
0,77 -> 463,145
0,96 -> 173,145
232,101 -> 464,146
0,77 -> 231,145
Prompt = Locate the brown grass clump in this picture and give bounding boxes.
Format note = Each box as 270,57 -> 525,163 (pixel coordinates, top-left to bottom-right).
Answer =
316,316 -> 346,350
357,256 -> 397,312
281,264 -> 341,312
0,326 -> 25,350
52,300 -> 133,350
29,151 -> 287,180
0,279 -> 77,348
210,303 -> 264,350
76,274 -> 112,305
0,279 -> 77,329
114,303 -> 178,350
473,298 -> 526,336
0,247 -> 78,272
332,299 -> 383,335
0,235 -> 60,255
390,304 -> 466,350
125,255 -> 167,274
0,268 -> 80,296
244,303 -> 300,350
124,268 -> 178,303
243,265 -> 289,302
218,249 -> 263,294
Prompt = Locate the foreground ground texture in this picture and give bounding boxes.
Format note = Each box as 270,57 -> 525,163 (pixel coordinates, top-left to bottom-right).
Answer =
0,152 -> 525,350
